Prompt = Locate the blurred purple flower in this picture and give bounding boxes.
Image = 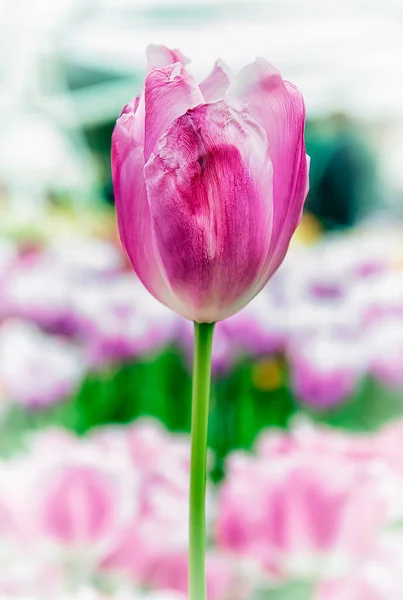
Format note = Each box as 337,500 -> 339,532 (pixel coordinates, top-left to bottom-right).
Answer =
223,290 -> 289,357
0,254 -> 77,335
287,333 -> 365,409
74,275 -> 178,368
0,320 -> 85,408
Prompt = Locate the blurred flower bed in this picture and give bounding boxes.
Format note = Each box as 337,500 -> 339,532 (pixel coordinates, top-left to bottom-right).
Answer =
1,219 -> 403,452
2,215 -> 403,597
2,418 -> 403,599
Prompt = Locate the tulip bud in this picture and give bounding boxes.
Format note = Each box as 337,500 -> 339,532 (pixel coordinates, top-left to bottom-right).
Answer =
112,46 -> 309,322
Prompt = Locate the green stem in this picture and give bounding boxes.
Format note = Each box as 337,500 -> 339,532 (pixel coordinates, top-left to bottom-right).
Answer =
189,321 -> 215,600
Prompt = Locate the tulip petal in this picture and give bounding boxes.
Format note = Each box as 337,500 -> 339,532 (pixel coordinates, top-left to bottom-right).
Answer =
144,100 -> 273,322
112,127 -> 183,313
112,97 -> 143,163
146,44 -> 190,71
144,63 -> 204,163
199,60 -> 232,102
227,59 -> 309,283
128,46 -> 190,150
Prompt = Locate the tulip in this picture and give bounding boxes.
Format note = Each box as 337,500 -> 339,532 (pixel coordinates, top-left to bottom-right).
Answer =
1,255 -> 75,334
287,332 -> 365,409
112,44 -> 309,600
74,275 -> 178,367
0,320 -> 85,408
217,452 -> 386,582
112,45 -> 309,324
28,438 -> 138,566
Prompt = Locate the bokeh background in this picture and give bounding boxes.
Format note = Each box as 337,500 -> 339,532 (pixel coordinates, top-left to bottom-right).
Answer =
1,0 -> 403,598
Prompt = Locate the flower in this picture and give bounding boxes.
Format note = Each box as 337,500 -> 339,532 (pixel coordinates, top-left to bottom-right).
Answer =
0,253 -> 76,334
74,275 -> 178,367
287,332 -> 365,409
26,432 -> 139,565
112,45 -> 309,323
0,320 -> 85,409
216,440 -> 386,582
223,290 -> 289,357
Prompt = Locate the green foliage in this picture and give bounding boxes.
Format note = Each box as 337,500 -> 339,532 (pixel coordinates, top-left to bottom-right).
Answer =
1,348 -> 402,466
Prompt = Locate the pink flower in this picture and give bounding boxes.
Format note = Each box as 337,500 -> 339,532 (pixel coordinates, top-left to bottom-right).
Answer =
0,253 -> 76,334
26,434 -> 138,564
287,332 -> 365,409
223,290 -> 289,357
74,275 -> 178,367
0,320 -> 85,409
217,449 -> 386,581
256,421 -> 403,526
112,45 -> 309,322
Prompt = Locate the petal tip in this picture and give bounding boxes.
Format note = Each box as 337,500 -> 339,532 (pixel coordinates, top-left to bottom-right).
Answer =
146,44 -> 190,71
199,59 -> 232,102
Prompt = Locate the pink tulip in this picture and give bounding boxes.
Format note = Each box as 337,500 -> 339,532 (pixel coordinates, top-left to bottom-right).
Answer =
112,45 -> 309,322
223,290 -> 289,357
287,332 -> 365,409
256,422 -> 403,527
27,438 -> 138,563
74,275 -> 178,367
0,253 -> 76,333
217,451 -> 386,581
0,320 -> 85,409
